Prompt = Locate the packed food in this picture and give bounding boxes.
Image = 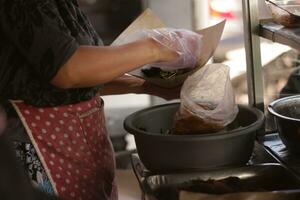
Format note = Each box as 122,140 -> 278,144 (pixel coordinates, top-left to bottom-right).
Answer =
171,63 -> 238,135
155,176 -> 265,200
178,176 -> 260,194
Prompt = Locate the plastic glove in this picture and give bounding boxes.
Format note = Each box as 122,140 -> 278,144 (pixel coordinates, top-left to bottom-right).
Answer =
116,28 -> 203,71
144,28 -> 203,71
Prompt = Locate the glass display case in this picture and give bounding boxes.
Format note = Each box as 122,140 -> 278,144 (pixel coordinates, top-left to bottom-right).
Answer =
242,0 -> 300,131
242,0 -> 300,177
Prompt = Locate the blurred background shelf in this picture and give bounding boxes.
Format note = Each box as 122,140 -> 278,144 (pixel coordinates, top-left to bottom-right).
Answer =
260,21 -> 300,51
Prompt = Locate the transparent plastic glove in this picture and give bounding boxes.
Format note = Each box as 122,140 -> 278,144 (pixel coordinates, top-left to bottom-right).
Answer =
116,28 -> 203,71
145,28 -> 203,71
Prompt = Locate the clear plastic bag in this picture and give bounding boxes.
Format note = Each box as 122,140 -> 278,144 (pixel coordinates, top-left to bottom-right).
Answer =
116,28 -> 203,71
172,63 -> 239,134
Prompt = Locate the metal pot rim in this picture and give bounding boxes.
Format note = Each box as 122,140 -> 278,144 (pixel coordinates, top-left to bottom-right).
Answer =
268,95 -> 300,122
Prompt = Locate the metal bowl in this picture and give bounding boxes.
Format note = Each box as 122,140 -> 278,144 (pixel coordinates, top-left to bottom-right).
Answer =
124,103 -> 264,173
268,95 -> 300,153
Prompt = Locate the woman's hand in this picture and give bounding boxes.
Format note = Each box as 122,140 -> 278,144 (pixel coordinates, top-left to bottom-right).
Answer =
141,80 -> 181,101
150,28 -> 203,71
100,74 -> 181,101
130,28 -> 203,71
100,74 -> 144,96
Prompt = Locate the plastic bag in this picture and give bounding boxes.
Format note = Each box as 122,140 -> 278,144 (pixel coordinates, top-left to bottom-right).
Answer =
172,63 -> 239,134
117,28 -> 203,71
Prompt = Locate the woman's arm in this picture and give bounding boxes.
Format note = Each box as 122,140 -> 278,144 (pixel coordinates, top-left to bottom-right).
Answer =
51,38 -> 177,89
100,74 -> 145,96
100,74 -> 181,101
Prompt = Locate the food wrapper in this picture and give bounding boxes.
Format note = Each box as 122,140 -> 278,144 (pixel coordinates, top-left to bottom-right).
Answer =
171,63 -> 238,134
112,9 -> 226,88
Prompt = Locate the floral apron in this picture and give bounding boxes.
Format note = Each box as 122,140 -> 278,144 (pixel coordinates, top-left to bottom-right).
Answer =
11,96 -> 118,200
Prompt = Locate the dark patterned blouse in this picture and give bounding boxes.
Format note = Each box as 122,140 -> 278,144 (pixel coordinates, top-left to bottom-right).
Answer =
0,0 -> 103,107
0,1 -> 106,190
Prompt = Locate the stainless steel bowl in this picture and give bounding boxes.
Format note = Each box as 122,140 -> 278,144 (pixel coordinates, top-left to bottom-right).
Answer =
268,95 -> 300,153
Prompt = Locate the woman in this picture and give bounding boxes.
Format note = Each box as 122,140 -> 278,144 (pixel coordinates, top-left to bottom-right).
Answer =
0,117 -> 61,200
0,0 -> 202,199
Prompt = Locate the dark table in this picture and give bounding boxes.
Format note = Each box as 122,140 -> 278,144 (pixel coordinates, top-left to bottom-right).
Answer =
263,133 -> 300,177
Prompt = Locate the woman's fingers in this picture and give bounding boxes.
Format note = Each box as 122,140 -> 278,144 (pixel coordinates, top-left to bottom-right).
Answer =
146,28 -> 203,71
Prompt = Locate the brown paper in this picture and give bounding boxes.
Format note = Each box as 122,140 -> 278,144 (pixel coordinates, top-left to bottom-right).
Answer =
112,9 -> 226,88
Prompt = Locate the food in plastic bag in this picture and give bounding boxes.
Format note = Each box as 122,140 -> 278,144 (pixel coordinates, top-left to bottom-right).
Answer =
172,63 -> 239,134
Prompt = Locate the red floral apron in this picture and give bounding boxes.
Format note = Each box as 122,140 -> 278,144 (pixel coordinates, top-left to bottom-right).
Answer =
11,96 -> 118,200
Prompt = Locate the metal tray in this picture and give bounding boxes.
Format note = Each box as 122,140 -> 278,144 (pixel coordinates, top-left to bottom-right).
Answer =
131,154 -> 300,200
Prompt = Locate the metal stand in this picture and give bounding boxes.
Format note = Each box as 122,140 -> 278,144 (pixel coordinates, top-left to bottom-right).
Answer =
242,0 -> 264,111
242,0 -> 266,139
